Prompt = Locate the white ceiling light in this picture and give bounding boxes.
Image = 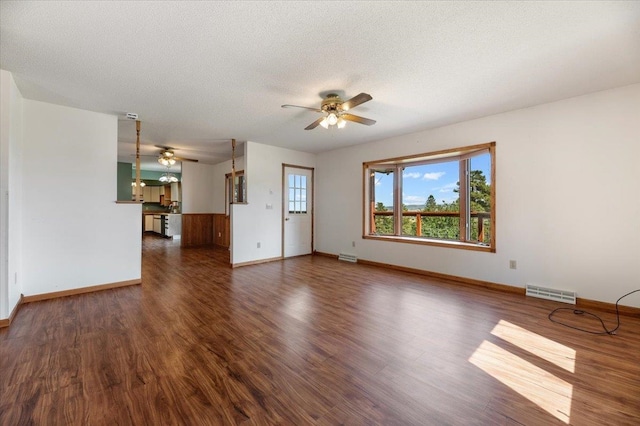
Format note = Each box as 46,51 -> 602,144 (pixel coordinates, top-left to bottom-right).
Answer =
159,173 -> 179,183
158,151 -> 176,166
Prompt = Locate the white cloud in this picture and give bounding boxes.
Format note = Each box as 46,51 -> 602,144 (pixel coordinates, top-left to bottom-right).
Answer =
423,172 -> 445,180
403,195 -> 427,204
403,172 -> 422,179
438,182 -> 458,193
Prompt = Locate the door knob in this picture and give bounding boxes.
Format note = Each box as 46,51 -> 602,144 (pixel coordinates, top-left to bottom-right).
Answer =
285,217 -> 290,221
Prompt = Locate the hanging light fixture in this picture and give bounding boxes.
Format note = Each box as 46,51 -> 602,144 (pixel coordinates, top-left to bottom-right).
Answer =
159,165 -> 179,183
158,151 -> 176,166
159,173 -> 179,183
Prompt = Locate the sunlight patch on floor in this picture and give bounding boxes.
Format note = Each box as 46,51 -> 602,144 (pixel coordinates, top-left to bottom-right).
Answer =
469,340 -> 572,424
283,287 -> 314,322
491,320 -> 576,373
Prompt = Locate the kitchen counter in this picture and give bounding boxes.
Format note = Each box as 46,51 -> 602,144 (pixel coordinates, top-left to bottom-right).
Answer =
142,213 -> 181,238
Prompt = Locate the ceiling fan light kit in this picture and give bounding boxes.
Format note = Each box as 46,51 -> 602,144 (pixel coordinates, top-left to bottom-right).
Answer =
158,151 -> 177,166
282,92 -> 376,130
156,147 -> 198,164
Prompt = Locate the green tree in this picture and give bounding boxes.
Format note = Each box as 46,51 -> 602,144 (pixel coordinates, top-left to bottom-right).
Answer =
425,195 -> 437,211
420,197 -> 459,239
374,202 -> 393,235
453,170 -> 491,241
401,204 -> 416,236
453,170 -> 491,212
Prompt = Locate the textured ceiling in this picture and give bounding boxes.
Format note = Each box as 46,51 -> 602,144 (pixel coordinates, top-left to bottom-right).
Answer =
2,1 -> 639,169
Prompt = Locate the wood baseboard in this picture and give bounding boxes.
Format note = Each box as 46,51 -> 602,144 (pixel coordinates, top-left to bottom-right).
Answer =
22,279 -> 142,304
0,294 -> 25,328
232,256 -> 283,268
322,254 -> 640,317
356,258 -> 524,295
576,297 -> 640,318
313,251 -> 339,259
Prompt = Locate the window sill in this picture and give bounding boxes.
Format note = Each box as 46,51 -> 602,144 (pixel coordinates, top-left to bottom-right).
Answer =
362,234 -> 495,253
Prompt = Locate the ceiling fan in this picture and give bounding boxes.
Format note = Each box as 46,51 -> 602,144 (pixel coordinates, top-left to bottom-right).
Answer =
155,146 -> 198,165
282,92 -> 376,130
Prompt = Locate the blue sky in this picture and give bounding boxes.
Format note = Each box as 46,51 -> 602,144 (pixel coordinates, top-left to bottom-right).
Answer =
374,153 -> 491,207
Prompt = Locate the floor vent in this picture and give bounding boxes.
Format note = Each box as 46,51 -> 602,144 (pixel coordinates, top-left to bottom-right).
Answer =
338,253 -> 358,263
526,284 -> 576,304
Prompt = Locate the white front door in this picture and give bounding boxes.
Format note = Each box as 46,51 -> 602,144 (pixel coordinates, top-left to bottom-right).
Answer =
283,166 -> 313,258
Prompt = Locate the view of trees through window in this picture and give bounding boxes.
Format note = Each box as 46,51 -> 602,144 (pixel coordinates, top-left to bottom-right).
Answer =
368,144 -> 494,248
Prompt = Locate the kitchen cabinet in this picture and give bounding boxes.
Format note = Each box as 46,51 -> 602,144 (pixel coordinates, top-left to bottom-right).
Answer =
153,215 -> 162,233
166,214 -> 181,238
143,186 -> 151,201
144,215 -> 154,232
171,182 -> 181,202
150,186 -> 161,203
163,185 -> 172,205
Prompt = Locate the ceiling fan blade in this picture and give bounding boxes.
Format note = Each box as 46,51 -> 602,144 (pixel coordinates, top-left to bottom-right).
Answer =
281,104 -> 323,113
305,116 -> 326,130
342,113 -> 376,126
340,93 -> 372,111
173,156 -> 198,163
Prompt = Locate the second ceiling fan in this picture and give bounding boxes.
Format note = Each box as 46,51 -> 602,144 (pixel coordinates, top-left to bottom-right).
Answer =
156,146 -> 198,166
282,92 -> 376,130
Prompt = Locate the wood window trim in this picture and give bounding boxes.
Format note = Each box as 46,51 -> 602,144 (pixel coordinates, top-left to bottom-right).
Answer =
225,170 -> 247,213
362,142 -> 496,252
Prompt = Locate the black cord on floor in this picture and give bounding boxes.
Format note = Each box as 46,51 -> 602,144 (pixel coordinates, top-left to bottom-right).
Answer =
548,289 -> 640,335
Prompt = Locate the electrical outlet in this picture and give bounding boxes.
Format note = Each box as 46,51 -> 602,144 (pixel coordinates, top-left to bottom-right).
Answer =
509,260 -> 517,270
257,242 -> 261,248
352,241 -> 356,247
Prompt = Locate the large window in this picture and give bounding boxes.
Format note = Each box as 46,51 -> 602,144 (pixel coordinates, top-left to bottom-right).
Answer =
364,142 -> 495,252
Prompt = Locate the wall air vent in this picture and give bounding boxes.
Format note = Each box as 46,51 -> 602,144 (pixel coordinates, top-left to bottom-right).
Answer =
526,284 -> 576,304
338,253 -> 358,263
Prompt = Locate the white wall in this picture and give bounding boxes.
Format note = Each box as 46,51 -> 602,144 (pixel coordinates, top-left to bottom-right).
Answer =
212,156 -> 244,214
21,100 -> 141,297
317,84 -> 640,307
0,69 -> 24,319
181,162 -> 215,213
232,141 -> 315,265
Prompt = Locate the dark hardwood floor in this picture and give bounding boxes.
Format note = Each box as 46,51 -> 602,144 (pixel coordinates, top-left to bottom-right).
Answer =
1,234 -> 639,425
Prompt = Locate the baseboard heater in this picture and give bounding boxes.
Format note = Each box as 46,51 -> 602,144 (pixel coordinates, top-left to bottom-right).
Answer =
338,253 -> 358,263
526,284 -> 576,304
